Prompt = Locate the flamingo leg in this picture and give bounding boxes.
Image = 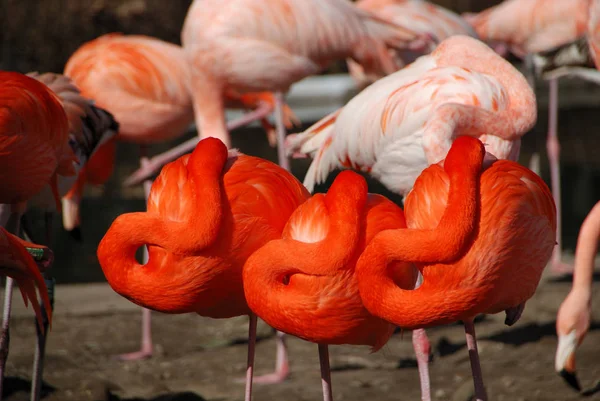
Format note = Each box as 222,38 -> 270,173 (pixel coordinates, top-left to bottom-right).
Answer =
274,92 -> 290,171
30,212 -> 55,401
463,319 -> 487,401
244,314 -> 257,401
319,344 -> 333,401
251,329 -> 290,384
118,150 -> 154,361
251,91 -> 292,385
524,54 -> 542,176
412,329 -> 432,401
546,78 -> 571,275
123,103 -> 275,187
0,210 -> 23,399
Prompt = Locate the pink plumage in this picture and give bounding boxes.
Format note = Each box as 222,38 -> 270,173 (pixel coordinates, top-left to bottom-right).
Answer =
287,35 -> 536,195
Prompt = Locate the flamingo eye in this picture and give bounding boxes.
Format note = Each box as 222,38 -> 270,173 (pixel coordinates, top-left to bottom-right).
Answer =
281,274 -> 291,285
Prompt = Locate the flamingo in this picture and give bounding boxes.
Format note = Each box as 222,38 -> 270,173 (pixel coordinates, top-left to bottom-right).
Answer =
286,35 -> 535,400
555,200 -> 600,392
124,0 -> 430,186
0,70 -> 73,398
355,136 -> 556,401
464,0 -> 591,275
286,35 -> 535,196
97,137 -> 309,401
242,170 -> 413,401
19,72 -> 118,401
64,33 -> 298,362
348,0 -> 478,88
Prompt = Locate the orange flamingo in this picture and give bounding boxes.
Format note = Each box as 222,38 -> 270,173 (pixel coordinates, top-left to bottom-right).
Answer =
464,0 -> 590,275
97,137 -> 309,401
0,70 -> 72,397
65,33 -> 297,361
20,72 -> 117,401
555,200 -> 600,392
242,170 -> 413,401
356,137 -> 556,401
125,0 -> 430,185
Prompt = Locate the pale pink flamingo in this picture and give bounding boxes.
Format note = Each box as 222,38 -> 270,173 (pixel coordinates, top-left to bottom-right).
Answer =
464,0 -> 591,274
555,200 -> 600,392
64,33 -> 297,363
125,0 -> 431,187
348,0 -> 478,88
286,35 -> 536,401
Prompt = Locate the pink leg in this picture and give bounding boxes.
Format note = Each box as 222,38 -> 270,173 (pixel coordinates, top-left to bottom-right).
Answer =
546,78 -> 572,275
244,314 -> 257,401
412,329 -> 432,401
274,92 -> 291,171
319,344 -> 333,401
252,330 -> 290,384
464,319 -> 487,401
118,151 -> 154,361
123,103 -> 275,187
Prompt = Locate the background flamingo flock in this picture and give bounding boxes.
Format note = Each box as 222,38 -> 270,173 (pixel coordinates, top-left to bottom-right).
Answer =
0,1 -> 599,401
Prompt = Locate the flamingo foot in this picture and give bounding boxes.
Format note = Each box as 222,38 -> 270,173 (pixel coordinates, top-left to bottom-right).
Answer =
117,346 -> 153,361
251,364 -> 290,385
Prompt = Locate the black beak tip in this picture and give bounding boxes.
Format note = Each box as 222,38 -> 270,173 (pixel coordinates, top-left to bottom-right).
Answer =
559,369 -> 582,392
68,227 -> 82,242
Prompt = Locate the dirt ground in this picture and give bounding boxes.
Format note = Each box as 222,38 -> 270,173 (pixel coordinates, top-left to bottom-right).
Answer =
2,258 -> 599,401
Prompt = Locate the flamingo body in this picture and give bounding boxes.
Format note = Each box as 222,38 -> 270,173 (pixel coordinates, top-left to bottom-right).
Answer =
348,0 -> 477,85
243,171 -> 417,350
0,71 -> 74,207
356,137 -> 557,329
65,33 -> 194,144
465,0 -> 590,57
97,138 -> 309,318
288,36 -> 535,195
181,0 -> 422,141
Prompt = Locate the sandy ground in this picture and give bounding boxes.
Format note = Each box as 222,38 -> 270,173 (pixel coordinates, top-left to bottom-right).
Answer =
1,256 -> 599,401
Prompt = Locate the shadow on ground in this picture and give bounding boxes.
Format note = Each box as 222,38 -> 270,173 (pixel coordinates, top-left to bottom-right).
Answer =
2,376 -> 55,399
107,392 -> 207,401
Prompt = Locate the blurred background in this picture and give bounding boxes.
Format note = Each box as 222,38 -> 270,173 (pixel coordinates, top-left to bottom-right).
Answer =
2,0 -> 600,284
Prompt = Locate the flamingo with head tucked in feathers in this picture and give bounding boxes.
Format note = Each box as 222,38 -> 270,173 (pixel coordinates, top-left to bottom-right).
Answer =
64,33 -> 298,363
97,137 -> 309,401
356,136 -> 556,401
464,0 -> 591,275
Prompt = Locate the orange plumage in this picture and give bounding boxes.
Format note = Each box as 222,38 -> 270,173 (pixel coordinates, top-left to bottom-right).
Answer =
0,71 -> 74,208
0,227 -> 52,333
243,170 -> 417,351
97,137 -> 309,318
356,136 -> 556,329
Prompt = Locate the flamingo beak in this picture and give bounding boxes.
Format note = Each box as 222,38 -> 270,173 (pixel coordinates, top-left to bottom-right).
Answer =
556,331 -> 581,391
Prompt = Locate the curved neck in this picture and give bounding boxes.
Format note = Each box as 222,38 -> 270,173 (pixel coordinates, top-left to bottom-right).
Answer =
572,201 -> 600,292
356,142 -> 483,327
434,37 -> 536,134
97,213 -> 216,313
